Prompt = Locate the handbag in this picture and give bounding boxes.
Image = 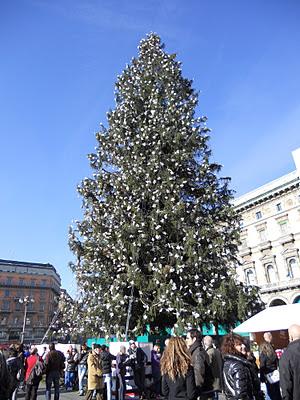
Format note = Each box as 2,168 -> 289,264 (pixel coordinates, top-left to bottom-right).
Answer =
265,369 -> 280,384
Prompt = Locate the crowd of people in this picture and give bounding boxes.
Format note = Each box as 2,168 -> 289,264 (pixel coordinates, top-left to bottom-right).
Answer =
0,324 -> 299,400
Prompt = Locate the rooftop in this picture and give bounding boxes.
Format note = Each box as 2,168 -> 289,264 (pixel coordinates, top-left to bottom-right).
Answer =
0,258 -> 60,280
234,170 -> 300,209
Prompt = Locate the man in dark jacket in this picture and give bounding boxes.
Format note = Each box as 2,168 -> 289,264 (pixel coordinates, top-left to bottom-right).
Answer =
6,345 -> 24,400
44,343 -> 65,400
186,329 -> 213,399
100,345 -> 116,400
203,336 -> 223,398
279,324 -> 300,400
128,340 -> 147,398
0,350 -> 9,399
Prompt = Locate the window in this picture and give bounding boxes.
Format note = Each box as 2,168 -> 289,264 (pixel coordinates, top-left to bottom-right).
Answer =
31,279 -> 35,287
27,302 -> 34,311
40,303 -> 46,312
240,237 -> 247,249
240,219 -> 244,228
4,289 -> 10,297
256,211 -> 262,220
266,264 -> 277,283
276,203 -> 282,212
288,258 -> 300,279
41,279 -> 47,287
278,220 -> 289,235
19,278 -> 24,286
2,301 -> 10,311
40,290 -> 45,299
6,277 -> 12,285
258,228 -> 267,242
245,268 -> 256,285
15,302 -> 21,311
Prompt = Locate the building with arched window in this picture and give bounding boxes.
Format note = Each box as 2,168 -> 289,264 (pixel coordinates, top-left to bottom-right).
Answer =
235,148 -> 300,307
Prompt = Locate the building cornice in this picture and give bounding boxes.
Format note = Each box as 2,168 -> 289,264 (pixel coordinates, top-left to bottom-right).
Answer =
0,259 -> 61,281
234,171 -> 300,212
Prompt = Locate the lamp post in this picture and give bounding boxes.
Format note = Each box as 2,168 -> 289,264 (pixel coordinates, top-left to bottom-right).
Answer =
19,296 -> 34,343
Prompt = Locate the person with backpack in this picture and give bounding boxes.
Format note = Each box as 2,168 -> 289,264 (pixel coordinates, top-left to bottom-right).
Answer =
24,346 -> 44,400
128,340 -> 148,399
6,345 -> 24,400
186,329 -> 214,399
44,343 -> 65,400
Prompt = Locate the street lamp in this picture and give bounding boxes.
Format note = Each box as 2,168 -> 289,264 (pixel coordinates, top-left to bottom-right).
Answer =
19,296 -> 34,343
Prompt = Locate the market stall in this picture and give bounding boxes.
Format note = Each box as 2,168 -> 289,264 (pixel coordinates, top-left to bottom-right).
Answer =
233,303 -> 300,348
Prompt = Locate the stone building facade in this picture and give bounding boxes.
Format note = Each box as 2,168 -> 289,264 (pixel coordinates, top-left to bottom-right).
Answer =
0,259 -> 61,343
234,148 -> 300,306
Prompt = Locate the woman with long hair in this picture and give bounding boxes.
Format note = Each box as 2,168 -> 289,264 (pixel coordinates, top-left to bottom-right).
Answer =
160,337 -> 197,400
222,334 -> 264,400
259,341 -> 281,400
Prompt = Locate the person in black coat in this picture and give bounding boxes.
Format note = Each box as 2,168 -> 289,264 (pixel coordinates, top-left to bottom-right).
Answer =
128,340 -> 147,398
186,329 -> 213,396
279,324 -> 300,400
259,341 -> 281,400
221,333 -> 264,400
100,345 -> 116,400
116,345 -> 129,400
0,350 -> 9,399
6,346 -> 24,400
161,336 -> 197,400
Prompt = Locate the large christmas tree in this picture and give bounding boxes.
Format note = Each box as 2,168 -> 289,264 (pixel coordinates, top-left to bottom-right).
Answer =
65,34 -> 262,338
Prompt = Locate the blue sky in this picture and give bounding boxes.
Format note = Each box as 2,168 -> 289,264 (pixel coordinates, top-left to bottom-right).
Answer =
1,0 -> 300,294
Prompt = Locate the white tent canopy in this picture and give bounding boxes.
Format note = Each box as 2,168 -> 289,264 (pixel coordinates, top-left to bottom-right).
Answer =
233,303 -> 300,333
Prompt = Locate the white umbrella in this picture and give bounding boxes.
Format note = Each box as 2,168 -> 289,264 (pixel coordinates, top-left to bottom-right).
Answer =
233,303 -> 300,333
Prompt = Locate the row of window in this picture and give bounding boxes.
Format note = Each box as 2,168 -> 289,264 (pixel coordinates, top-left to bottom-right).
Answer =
255,203 -> 283,220
240,195 -> 300,226
245,257 -> 299,285
241,219 -> 290,247
1,277 -> 48,286
1,300 -> 47,312
0,316 -> 46,326
1,289 -> 47,298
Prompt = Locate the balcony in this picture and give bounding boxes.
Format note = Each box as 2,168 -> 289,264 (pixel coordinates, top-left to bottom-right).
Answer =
279,233 -> 294,245
259,240 -> 272,251
0,308 -> 11,313
239,246 -> 252,257
260,277 -> 300,293
0,281 -> 61,294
